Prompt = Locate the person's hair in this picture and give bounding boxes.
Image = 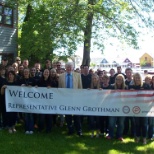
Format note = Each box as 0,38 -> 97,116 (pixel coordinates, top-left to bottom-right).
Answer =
102,74 -> 109,80
6,71 -> 16,82
65,62 -> 74,68
109,68 -> 115,72
125,67 -> 132,73
115,74 -> 126,89
91,74 -> 100,89
83,65 -> 89,68
133,72 -> 143,86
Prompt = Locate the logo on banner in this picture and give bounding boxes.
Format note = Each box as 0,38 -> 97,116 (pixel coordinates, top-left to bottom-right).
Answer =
132,106 -> 141,114
122,106 -> 130,114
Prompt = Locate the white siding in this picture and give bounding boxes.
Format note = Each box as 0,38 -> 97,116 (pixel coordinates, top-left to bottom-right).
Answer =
0,1 -> 18,55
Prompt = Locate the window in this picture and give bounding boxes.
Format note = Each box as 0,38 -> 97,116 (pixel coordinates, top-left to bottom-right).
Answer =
0,4 -> 13,26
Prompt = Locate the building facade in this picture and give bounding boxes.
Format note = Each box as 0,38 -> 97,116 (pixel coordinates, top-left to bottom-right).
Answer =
0,0 -> 18,64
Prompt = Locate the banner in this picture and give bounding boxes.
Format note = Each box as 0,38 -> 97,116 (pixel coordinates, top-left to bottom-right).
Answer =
5,86 -> 154,117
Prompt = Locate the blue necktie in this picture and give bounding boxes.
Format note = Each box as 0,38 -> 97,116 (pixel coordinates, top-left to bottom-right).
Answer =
67,74 -> 70,88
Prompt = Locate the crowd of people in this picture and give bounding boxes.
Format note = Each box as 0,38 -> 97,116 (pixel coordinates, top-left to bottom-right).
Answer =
0,56 -> 154,145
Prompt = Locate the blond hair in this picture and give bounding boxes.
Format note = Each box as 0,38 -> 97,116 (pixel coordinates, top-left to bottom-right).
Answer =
115,74 -> 126,89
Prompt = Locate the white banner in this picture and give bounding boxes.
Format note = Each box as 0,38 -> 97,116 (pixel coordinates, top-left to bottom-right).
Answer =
5,86 -> 154,117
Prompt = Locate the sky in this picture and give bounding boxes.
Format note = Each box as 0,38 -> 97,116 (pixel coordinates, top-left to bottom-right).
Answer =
76,31 -> 154,63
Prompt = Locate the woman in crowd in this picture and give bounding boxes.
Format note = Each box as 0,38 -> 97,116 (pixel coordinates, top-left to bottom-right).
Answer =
50,68 -> 59,88
148,75 -> 154,140
50,68 -> 59,127
129,73 -> 151,144
0,67 -> 6,128
18,68 -> 36,134
38,69 -> 53,133
1,71 -> 17,133
107,74 -> 126,141
100,74 -> 113,136
89,73 -> 100,138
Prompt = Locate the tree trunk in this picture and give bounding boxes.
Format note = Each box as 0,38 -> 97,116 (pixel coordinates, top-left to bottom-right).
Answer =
82,0 -> 94,66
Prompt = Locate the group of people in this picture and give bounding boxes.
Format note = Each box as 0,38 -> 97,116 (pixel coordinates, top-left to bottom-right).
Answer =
0,56 -> 154,145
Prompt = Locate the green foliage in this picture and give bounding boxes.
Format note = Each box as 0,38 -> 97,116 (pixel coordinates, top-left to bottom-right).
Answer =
16,0 -> 154,65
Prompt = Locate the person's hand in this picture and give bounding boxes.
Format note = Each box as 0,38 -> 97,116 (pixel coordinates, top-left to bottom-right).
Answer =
2,85 -> 7,89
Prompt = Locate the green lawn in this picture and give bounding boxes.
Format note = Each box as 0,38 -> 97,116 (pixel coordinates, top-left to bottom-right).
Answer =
0,123 -> 154,154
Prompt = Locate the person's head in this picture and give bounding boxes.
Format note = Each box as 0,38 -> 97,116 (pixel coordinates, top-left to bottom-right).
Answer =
109,68 -> 115,76
23,59 -> 29,68
34,63 -> 41,71
89,69 -> 94,75
56,61 -> 61,69
80,65 -> 84,74
19,65 -> 24,73
92,73 -> 99,82
15,57 -> 21,65
52,62 -> 57,69
30,67 -> 36,77
83,65 -> 89,75
65,62 -> 74,74
43,69 -> 50,80
12,62 -> 18,73
60,68 -> 65,74
7,71 -> 16,82
50,68 -> 57,77
0,67 -> 6,77
45,60 -> 51,69
133,73 -> 143,86
103,70 -> 107,75
75,68 -> 80,73
102,74 -> 110,85
7,65 -> 15,72
152,76 -> 154,85
144,75 -> 152,85
115,74 -> 125,89
1,57 -> 8,66
117,66 -> 122,74
125,68 -> 133,80
23,68 -> 30,78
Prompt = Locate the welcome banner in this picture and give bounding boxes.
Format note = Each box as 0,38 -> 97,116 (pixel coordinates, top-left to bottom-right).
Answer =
5,86 -> 154,117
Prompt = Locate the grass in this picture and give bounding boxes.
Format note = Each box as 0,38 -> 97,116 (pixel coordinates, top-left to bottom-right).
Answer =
0,122 -> 154,154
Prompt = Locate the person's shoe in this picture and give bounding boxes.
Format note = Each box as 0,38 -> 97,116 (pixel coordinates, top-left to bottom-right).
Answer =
117,137 -> 124,141
29,131 -> 33,134
143,138 -> 147,145
106,136 -> 111,140
96,133 -> 100,138
8,129 -> 13,134
91,134 -> 94,138
25,131 -> 30,134
77,132 -> 83,137
12,127 -> 16,133
150,137 -> 154,141
135,137 -> 140,143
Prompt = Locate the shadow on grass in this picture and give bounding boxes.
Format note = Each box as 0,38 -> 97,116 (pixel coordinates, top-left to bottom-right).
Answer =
0,125 -> 154,154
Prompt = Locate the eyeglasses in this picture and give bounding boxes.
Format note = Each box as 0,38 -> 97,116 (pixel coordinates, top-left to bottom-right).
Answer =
116,78 -> 122,81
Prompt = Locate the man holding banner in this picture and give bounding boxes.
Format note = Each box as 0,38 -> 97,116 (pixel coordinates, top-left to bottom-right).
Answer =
58,62 -> 83,136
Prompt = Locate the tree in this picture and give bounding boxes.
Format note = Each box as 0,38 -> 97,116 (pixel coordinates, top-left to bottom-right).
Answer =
8,0 -> 154,66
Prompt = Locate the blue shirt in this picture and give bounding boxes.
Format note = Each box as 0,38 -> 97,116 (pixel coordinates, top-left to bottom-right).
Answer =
66,73 -> 73,88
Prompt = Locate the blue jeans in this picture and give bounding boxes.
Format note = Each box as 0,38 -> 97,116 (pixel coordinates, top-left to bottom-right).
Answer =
108,116 -> 125,138
134,117 -> 148,138
89,116 -> 100,130
65,115 -> 82,134
38,114 -> 52,133
148,117 -> 154,138
25,113 -> 34,131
